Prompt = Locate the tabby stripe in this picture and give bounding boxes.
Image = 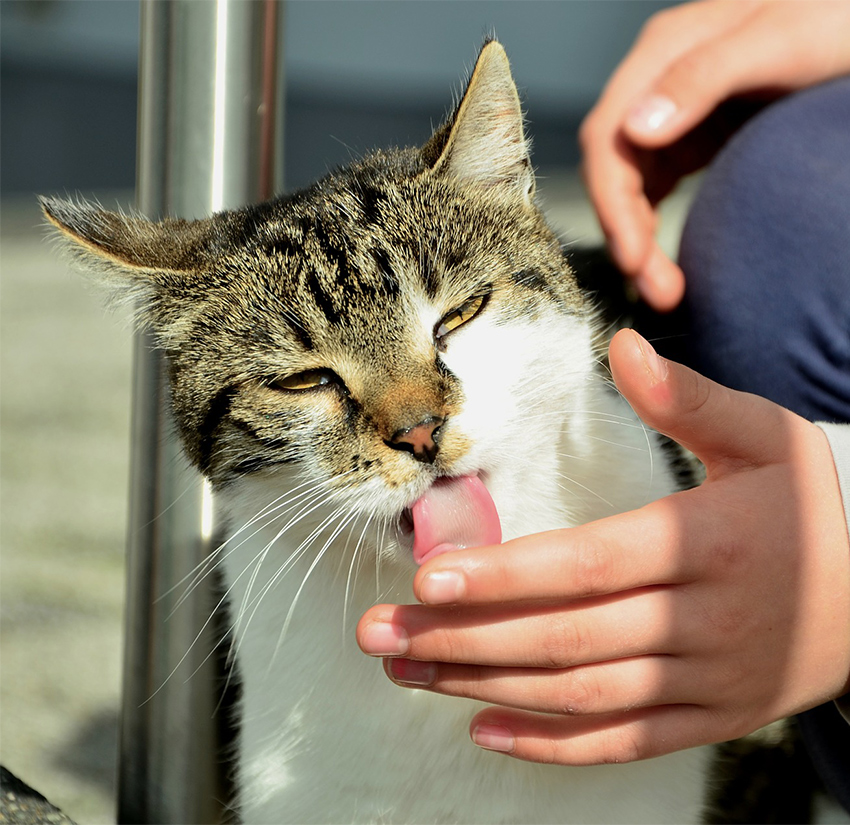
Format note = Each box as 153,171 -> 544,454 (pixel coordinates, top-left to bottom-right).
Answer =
198,385 -> 238,473
305,270 -> 340,325
444,248 -> 465,271
371,247 -> 400,299
358,184 -> 386,225
286,311 -> 314,350
421,248 -> 440,300
512,268 -> 548,291
229,455 -> 297,477
262,235 -> 298,258
231,418 -> 294,452
314,220 -> 355,286
231,417 -> 259,439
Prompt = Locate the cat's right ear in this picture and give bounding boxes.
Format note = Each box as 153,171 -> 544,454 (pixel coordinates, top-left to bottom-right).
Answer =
424,40 -> 535,204
40,196 -> 211,323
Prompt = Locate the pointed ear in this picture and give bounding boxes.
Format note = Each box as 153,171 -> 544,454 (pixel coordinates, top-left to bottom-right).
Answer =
425,40 -> 534,202
40,196 -> 212,324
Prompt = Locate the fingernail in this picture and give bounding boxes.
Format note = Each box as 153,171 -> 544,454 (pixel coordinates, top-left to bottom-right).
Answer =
627,94 -> 677,133
634,331 -> 668,384
389,658 -> 437,687
472,724 -> 515,754
419,570 -> 465,604
361,622 -> 409,656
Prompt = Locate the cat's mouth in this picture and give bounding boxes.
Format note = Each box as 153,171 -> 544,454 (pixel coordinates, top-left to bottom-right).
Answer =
399,507 -> 414,537
397,473 -> 501,565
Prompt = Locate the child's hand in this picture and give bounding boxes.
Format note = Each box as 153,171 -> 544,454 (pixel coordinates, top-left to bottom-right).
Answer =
358,330 -> 850,764
580,0 -> 850,311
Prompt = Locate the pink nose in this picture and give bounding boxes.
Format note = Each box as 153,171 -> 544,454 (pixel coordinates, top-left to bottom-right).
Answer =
387,417 -> 444,464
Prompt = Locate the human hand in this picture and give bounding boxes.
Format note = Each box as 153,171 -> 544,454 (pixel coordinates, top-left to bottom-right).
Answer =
357,329 -> 850,765
580,0 -> 850,311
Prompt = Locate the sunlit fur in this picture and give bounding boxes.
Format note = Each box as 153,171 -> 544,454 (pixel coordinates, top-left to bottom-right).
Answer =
42,41 -> 716,824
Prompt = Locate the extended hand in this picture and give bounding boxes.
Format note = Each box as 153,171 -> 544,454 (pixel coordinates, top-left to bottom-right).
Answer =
580,0 -> 850,311
357,329 -> 850,765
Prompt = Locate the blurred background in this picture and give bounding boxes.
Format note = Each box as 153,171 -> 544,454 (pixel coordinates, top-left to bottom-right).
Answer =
0,1 -> 684,821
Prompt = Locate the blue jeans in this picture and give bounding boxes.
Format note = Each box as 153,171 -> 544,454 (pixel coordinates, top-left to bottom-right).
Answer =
653,78 -> 850,812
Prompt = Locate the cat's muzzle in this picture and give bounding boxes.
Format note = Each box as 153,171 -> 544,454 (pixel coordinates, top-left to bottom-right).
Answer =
384,416 -> 444,464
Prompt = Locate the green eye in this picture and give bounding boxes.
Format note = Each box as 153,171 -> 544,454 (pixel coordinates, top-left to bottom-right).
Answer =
271,369 -> 339,392
435,294 -> 488,341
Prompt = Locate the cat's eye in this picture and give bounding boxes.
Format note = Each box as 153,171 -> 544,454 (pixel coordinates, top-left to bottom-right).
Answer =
270,369 -> 340,392
435,294 -> 488,341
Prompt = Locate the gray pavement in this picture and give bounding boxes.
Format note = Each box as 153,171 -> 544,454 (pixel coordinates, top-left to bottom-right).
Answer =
1,193 -> 132,823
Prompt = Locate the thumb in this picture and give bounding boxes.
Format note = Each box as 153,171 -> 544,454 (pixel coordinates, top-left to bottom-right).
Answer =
608,329 -> 786,471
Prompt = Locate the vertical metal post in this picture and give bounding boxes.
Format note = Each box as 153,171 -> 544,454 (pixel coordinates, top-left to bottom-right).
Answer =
119,2 -> 285,822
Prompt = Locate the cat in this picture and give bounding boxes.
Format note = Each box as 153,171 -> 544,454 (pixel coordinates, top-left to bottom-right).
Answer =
42,39 -> 813,825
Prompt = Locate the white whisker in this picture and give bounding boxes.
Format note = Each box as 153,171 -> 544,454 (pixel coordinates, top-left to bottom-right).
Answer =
231,496 -> 345,658
161,473 -> 348,610
343,510 -> 378,639
555,473 -> 614,510
273,507 -> 362,666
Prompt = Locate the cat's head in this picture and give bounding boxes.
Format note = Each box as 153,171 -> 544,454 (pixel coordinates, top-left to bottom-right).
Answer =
42,41 -> 596,563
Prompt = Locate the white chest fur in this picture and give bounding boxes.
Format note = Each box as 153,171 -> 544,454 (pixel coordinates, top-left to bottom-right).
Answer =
223,525 -> 710,825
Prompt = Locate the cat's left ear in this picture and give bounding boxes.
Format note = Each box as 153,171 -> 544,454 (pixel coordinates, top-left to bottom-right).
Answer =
425,40 -> 534,204
39,195 -> 216,326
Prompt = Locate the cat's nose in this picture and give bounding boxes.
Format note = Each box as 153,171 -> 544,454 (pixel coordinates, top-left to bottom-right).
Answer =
385,416 -> 444,464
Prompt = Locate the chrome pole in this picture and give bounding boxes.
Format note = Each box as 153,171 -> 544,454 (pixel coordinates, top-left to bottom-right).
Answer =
119,2 -> 285,822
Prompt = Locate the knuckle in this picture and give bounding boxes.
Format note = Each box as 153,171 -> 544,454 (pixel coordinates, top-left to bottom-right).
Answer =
540,633 -> 571,670
556,668 -> 603,715
637,13 -> 666,44
663,48 -> 715,100
429,626 -> 466,664
604,726 -> 647,764
639,1 -> 705,46
711,601 -> 750,640
700,537 -> 737,579
537,737 -> 561,766
685,586 -> 749,650
442,665 -> 488,701
571,537 -> 615,598
640,6 -> 678,37
541,617 -> 593,669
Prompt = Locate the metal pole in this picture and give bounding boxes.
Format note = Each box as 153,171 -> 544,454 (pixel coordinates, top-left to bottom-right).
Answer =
119,3 -> 285,822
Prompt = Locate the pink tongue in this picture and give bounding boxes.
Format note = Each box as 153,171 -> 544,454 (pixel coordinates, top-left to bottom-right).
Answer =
411,475 -> 501,566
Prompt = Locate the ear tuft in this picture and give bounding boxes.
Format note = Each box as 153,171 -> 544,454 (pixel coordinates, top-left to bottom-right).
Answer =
40,196 -> 208,271
40,195 -> 209,326
427,40 -> 534,202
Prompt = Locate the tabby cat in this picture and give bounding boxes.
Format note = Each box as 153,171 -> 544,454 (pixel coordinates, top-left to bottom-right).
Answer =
43,40 -> 804,825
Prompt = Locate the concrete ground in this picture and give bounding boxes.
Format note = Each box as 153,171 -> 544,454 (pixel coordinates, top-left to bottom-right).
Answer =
0,173 -> 693,823
1,192 -> 133,822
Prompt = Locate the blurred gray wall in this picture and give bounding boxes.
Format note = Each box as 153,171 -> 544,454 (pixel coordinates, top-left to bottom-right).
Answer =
1,0 -> 679,197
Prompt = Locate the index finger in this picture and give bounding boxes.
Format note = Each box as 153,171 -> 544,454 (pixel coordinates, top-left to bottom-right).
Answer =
413,494 -> 701,606
578,125 -> 656,277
